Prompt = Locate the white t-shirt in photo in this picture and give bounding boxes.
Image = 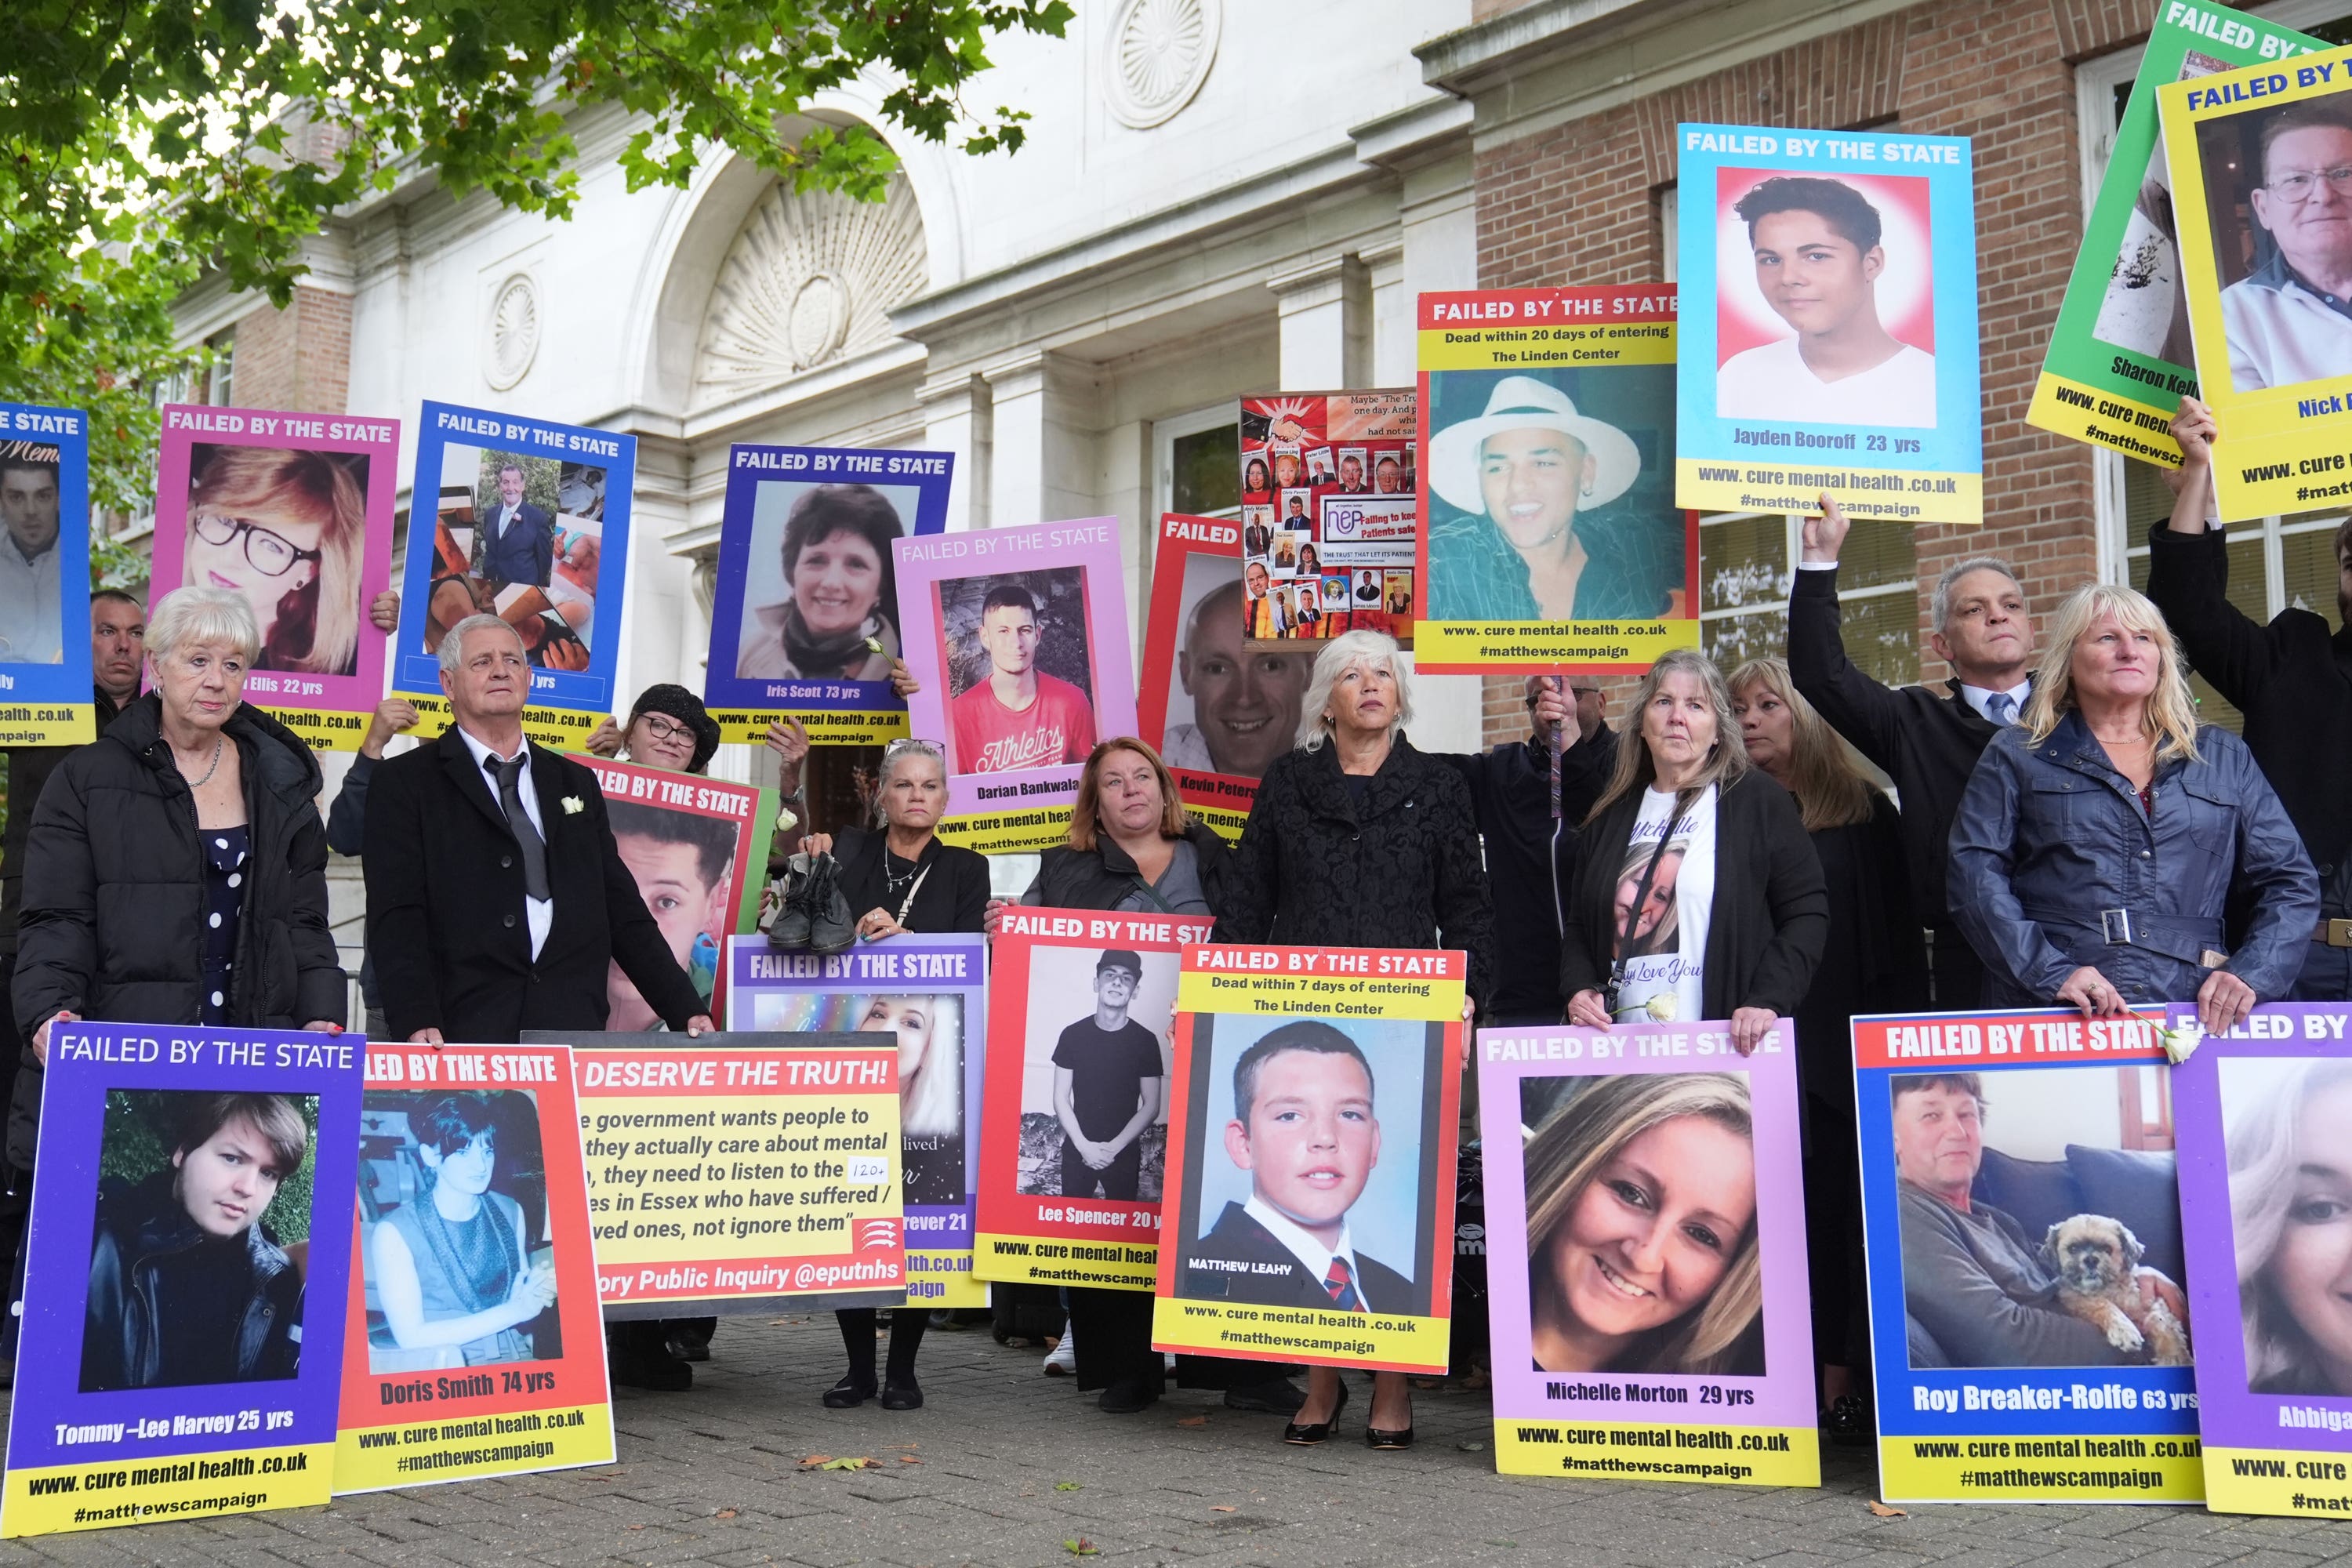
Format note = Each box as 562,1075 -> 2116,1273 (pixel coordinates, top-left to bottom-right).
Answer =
1612,785 -> 1717,1028
1715,336 -> 1938,428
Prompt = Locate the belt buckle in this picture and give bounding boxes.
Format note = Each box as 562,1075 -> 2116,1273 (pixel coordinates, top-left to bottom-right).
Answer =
2100,909 -> 2134,946
2332,920 -> 2352,949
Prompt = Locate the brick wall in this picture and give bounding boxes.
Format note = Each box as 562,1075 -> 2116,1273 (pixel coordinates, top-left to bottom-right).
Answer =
1468,0 -> 2164,742
228,285 -> 353,415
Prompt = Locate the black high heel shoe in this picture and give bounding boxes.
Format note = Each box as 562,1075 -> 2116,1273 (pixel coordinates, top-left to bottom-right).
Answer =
1365,1423 -> 1415,1450
822,1373 -> 877,1408
1281,1378 -> 1351,1444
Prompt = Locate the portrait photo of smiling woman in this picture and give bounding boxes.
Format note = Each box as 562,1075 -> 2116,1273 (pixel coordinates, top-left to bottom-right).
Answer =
183,444 -> 369,678
81,1091 -> 315,1392
735,481 -> 910,683
2223,1057 -> 2352,1397
1519,1073 -> 1764,1377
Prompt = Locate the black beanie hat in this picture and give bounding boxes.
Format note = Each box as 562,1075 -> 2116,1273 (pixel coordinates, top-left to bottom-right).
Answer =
628,683 -> 721,774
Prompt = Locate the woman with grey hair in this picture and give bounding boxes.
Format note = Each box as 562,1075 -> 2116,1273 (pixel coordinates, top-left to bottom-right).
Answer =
793,736 -> 985,1411
1559,647 -> 1828,1051
15,586 -> 345,1076
1215,629 -> 1494,1450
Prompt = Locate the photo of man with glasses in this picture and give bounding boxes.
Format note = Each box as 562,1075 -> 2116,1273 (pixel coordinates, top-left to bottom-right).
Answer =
2220,102 -> 2352,391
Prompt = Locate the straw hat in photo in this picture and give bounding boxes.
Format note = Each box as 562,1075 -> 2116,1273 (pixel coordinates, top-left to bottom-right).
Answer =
1428,375 -> 1642,516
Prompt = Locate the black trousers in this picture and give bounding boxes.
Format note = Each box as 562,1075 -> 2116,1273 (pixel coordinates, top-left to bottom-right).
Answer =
837,1308 -> 926,1385
1929,927 -> 1986,1011
1798,1087 -> 1867,1383
1065,1287 -> 1294,1394
1059,1136 -> 1141,1200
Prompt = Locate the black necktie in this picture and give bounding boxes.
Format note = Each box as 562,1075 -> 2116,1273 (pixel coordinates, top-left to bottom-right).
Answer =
489,753 -> 550,900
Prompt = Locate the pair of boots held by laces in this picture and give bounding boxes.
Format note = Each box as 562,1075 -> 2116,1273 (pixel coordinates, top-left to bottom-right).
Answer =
765,849 -> 854,953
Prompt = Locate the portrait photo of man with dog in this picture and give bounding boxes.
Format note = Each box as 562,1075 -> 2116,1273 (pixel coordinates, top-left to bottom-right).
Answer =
1891,1071 -> 2192,1370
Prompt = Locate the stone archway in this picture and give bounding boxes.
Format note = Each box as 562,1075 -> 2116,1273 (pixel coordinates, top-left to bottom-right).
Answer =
691,172 -> 928,411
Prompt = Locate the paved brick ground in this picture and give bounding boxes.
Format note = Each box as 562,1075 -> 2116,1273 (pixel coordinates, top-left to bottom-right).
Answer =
7,1316 -> 2351,1567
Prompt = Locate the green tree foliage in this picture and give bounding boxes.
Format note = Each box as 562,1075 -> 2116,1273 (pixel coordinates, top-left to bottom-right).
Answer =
2,0 -> 1071,528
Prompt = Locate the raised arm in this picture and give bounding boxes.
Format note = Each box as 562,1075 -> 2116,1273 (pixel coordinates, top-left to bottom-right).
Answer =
1788,497 -> 1912,775
2145,397 -> 2292,712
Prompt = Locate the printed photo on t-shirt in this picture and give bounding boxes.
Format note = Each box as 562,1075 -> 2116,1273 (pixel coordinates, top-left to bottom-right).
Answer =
1011,946 -> 1178,1202
936,566 -> 1101,776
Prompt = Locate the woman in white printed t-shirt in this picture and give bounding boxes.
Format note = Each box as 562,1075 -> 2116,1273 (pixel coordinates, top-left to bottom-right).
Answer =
1559,648 -> 1831,1055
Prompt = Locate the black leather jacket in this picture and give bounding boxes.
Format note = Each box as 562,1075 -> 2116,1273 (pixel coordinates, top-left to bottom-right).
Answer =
80,1171 -> 302,1391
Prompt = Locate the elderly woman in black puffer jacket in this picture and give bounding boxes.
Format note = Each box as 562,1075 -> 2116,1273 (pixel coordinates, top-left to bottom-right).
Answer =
1215,630 -> 1495,1452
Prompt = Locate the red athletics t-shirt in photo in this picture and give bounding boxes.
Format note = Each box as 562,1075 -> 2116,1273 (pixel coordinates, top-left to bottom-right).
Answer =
950,673 -> 1098,773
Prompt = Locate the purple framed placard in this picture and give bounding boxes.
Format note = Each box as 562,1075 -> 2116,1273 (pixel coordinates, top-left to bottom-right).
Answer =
0,1022 -> 362,1536
724,935 -> 988,1307
2170,1000 -> 2352,1520
1475,1019 -> 1819,1486
892,517 -> 1137,855
155,405 -> 399,751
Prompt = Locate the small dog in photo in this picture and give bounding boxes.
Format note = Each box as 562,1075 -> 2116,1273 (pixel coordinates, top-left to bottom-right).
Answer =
2042,1213 -> 2191,1365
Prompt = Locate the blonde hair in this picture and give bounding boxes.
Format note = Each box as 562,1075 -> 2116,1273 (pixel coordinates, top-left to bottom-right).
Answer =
1069,738 -> 1188,851
1725,656 -> 1876,832
1523,1073 -> 1762,1377
187,445 -> 365,678
1590,648 -> 1748,821
1297,630 -> 1414,750
2229,1058 -> 2352,1394
865,994 -> 963,1140
2020,583 -> 2201,765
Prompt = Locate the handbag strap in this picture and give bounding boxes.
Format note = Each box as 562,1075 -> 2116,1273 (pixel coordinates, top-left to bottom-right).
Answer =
894,862 -> 935,926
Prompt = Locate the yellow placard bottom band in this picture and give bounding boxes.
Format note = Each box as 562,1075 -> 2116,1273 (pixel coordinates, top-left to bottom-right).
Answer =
2202,1446 -> 2352,1517
1876,1432 -> 2205,1503
1675,458 -> 1983,526
1491,1418 -> 1819,1486
0,702 -> 96,749
2027,375 -> 2183,465
1412,618 -> 1699,673
1152,1297 -> 1447,1374
2,1442 -> 333,1537
972,1232 -> 1157,1289
711,709 -> 910,749
398,695 -> 603,751
933,808 -> 1077,856
332,1403 -> 614,1494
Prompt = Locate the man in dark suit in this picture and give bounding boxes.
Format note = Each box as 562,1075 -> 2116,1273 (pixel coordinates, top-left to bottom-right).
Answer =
477,462 -> 554,587
363,613 -> 712,1046
1178,1020 -> 1413,1314
1788,496 -> 2033,1009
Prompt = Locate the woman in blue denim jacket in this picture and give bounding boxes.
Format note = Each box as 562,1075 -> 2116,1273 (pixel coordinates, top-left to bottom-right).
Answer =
1950,583 -> 2317,1034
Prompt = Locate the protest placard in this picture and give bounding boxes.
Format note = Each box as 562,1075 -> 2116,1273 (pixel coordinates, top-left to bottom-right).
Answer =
154,404 -> 399,750
1416,287 -> 1696,673
1238,390 -> 1417,645
1475,1021 -> 1819,1486
0,403 -> 97,746
894,518 -> 1138,854
702,443 -> 953,748
390,401 -> 633,750
2167,1003 -> 2352,1519
2160,45 -> 2352,518
567,1033 -> 905,1315
973,909 -> 1210,1290
333,1040 -> 613,1494
0,1024 -> 361,1537
1855,1009 -> 2203,1504
1149,944 -> 1461,1374
2029,4 -> 2322,464
1134,512 -> 1309,840
724,935 -> 984,1307
1674,125 -> 1983,526
579,758 -> 772,1030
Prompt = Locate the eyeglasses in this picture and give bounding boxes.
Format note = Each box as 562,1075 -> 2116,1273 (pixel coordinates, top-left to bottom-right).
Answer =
637,713 -> 693,744
191,510 -> 323,579
2267,165 -> 2352,202
883,738 -> 946,760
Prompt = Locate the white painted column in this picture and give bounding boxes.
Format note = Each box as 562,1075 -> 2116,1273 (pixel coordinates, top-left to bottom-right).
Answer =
919,368 -> 991,533
1268,256 -> 1370,392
